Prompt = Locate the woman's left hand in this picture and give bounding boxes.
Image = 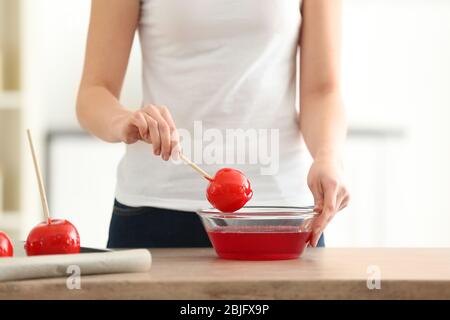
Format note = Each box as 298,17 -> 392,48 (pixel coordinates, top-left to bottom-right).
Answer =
307,157 -> 350,246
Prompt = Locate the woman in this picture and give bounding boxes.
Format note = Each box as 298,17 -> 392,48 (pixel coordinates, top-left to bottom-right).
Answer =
77,0 -> 349,249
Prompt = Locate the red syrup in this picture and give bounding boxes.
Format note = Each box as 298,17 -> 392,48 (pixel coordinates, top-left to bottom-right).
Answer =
207,226 -> 312,260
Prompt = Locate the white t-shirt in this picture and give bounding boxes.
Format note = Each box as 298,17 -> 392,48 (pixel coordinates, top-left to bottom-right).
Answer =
115,0 -> 313,211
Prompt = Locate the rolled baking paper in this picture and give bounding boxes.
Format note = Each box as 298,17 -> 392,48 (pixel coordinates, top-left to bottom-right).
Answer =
0,249 -> 152,282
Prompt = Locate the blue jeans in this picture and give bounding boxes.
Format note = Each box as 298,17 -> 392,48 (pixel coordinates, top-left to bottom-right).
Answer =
107,200 -> 325,248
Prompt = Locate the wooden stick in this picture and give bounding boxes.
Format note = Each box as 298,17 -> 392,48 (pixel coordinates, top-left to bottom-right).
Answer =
179,153 -> 214,181
26,129 -> 51,224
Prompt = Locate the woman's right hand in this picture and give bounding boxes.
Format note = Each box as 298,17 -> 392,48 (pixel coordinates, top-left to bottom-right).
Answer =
113,105 -> 179,161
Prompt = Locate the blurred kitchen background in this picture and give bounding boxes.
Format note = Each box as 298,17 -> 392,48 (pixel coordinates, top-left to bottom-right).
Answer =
0,0 -> 449,248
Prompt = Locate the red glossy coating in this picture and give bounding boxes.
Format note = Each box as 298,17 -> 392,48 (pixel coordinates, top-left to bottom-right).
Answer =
206,168 -> 253,212
25,219 -> 80,256
208,226 -> 311,260
0,231 -> 13,257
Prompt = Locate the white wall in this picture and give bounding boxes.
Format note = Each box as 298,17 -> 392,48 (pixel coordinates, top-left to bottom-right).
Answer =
22,0 -> 142,130
325,0 -> 450,246
19,0 -> 450,247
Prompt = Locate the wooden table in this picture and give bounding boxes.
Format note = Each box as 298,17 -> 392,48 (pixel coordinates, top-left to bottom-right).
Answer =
1,248 -> 450,299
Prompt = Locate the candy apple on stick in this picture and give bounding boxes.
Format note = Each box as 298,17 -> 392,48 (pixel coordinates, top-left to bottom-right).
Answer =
206,168 -> 253,213
178,153 -> 253,212
24,129 -> 80,256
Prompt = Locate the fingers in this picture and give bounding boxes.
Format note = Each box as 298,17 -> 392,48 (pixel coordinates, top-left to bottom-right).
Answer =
322,181 -> 338,224
129,105 -> 177,161
129,112 -> 149,142
170,129 -> 182,160
143,105 -> 172,160
337,186 -> 350,211
142,112 -> 161,155
308,181 -> 324,247
159,105 -> 181,160
308,182 -> 325,247
339,194 -> 350,210
310,184 -> 338,247
309,180 -> 350,247
159,105 -> 177,132
310,183 -> 324,213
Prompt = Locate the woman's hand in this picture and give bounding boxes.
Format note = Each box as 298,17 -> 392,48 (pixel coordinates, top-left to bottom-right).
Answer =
307,156 -> 350,246
299,0 -> 347,247
113,104 -> 179,161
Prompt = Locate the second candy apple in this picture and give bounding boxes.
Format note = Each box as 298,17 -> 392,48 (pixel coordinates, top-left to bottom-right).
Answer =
25,219 -> 80,256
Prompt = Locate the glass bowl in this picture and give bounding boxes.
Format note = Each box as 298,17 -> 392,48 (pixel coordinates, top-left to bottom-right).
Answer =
197,206 -> 317,260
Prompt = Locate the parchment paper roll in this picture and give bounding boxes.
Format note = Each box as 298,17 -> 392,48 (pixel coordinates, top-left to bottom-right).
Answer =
0,249 -> 152,282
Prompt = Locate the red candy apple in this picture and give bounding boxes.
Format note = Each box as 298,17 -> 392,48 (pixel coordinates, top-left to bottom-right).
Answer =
25,219 -> 80,256
25,130 -> 80,256
0,231 -> 13,257
207,168 -> 253,212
